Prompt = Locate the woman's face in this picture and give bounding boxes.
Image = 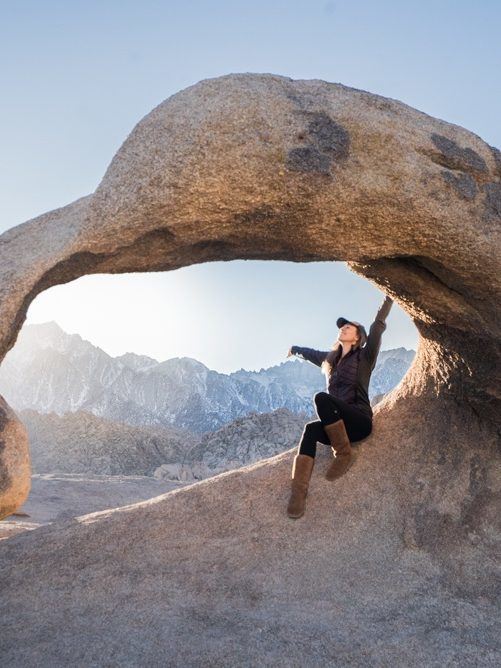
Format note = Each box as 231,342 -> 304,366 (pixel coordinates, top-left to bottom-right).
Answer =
337,323 -> 360,344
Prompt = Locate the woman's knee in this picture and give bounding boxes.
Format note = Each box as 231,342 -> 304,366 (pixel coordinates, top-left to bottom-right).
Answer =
314,392 -> 334,414
362,421 -> 373,440
349,420 -> 373,443
302,420 -> 319,436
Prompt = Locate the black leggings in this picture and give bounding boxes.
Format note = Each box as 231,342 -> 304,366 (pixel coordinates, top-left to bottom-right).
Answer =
298,391 -> 373,458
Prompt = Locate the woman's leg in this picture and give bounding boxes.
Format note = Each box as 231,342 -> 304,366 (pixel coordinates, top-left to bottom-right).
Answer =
312,392 -> 372,480
313,391 -> 372,443
287,419 -> 322,519
297,420 -> 329,458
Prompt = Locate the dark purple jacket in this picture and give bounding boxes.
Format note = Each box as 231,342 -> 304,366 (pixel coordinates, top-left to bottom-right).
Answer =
291,296 -> 393,419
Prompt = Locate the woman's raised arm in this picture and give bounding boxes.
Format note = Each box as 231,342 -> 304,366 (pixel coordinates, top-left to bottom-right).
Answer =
364,295 -> 394,368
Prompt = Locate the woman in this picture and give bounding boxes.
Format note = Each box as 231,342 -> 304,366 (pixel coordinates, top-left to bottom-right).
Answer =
286,294 -> 394,519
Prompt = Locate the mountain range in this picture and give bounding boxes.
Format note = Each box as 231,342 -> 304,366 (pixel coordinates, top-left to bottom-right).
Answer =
0,321 -> 415,435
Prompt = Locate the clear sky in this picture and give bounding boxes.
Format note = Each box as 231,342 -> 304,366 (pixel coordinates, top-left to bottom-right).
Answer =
1,1 -> 499,373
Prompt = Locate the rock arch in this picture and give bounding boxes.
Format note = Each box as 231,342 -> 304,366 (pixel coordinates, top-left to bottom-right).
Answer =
0,73 -> 499,663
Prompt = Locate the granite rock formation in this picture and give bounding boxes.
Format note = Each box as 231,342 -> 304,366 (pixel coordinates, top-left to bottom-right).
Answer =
0,73 -> 500,664
19,408 -> 196,476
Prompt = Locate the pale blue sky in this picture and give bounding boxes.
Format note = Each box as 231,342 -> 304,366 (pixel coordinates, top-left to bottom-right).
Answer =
1,1 -> 499,372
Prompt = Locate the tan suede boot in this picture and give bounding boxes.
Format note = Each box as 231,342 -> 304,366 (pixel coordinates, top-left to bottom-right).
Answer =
287,453 -> 315,519
324,419 -> 354,480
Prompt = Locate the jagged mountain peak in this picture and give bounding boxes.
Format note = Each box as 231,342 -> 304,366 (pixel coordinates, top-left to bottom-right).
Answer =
155,356 -> 211,375
115,352 -> 160,373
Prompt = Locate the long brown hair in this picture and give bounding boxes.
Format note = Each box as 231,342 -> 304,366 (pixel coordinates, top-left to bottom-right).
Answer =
320,327 -> 363,379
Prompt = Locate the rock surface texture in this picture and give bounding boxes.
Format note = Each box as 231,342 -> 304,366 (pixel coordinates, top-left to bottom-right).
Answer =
0,73 -> 500,665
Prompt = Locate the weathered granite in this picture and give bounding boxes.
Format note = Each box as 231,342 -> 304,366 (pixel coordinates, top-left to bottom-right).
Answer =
0,73 -> 500,665
0,396 -> 30,518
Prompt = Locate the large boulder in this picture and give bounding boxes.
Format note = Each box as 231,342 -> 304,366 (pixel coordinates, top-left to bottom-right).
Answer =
0,396 -> 30,518
0,73 -> 499,664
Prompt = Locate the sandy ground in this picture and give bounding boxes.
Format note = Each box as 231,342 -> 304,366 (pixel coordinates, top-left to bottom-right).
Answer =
0,473 -> 193,541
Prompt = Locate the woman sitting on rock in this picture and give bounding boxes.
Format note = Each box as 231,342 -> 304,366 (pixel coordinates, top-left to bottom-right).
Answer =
286,294 -> 394,519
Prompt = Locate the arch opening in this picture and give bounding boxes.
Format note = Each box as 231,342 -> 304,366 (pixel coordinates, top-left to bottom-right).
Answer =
0,257 -> 416,503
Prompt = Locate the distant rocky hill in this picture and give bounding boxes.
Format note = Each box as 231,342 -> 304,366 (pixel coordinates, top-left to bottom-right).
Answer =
0,322 -> 414,435
175,407 -> 310,480
20,408 -> 197,476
